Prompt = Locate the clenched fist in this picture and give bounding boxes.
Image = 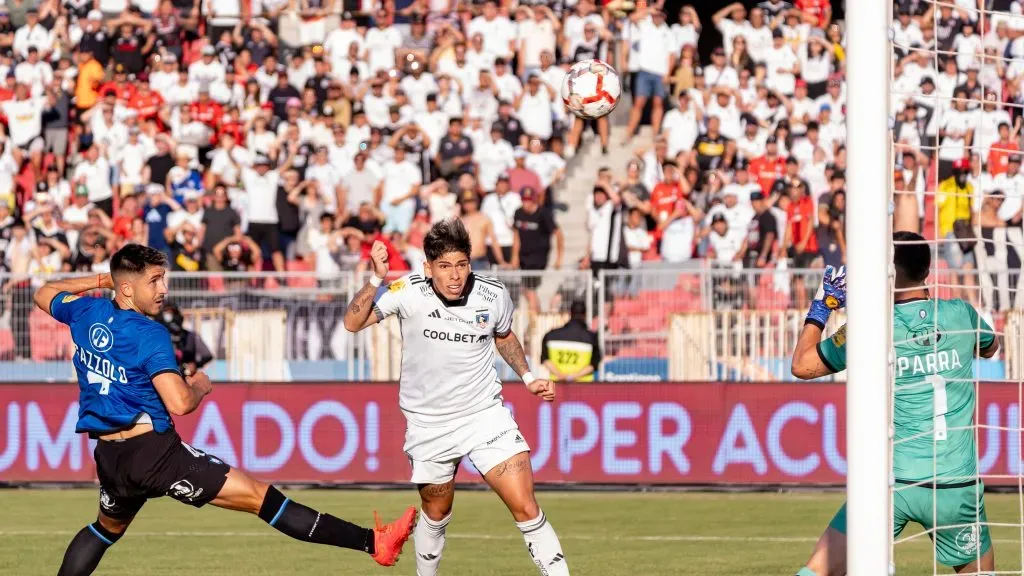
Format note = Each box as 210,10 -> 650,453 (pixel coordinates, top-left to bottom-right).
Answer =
371,240 -> 390,280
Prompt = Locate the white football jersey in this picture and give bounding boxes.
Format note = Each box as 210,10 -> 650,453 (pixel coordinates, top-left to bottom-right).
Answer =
372,272 -> 514,427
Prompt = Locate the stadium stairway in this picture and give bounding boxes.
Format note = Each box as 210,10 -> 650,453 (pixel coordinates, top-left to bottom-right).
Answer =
538,104 -> 639,308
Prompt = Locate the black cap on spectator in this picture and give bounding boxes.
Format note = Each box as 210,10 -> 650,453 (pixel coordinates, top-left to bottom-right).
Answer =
712,213 -> 727,224
713,46 -> 725,56
751,191 -> 766,201
425,93 -> 437,102
491,122 -> 503,133
735,158 -> 749,170
1009,155 -> 1022,165
772,28 -> 784,38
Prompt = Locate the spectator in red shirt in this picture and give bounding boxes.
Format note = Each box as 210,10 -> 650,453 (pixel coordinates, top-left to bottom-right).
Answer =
507,147 -> 544,201
128,83 -> 165,123
649,159 -> 686,240
784,179 -> 820,309
750,135 -> 787,195
190,88 -> 224,132
99,65 -> 137,103
796,0 -> 831,28
987,120 -> 1021,176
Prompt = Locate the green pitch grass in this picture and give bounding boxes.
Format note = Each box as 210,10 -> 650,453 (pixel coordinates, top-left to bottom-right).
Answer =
1,489 -> 1022,575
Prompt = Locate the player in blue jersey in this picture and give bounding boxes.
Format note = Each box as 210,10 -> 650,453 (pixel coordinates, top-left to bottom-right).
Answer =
36,244 -> 416,576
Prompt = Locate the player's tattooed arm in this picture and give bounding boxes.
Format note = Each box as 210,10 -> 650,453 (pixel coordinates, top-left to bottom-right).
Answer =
495,331 -> 531,378
791,323 -> 836,380
343,283 -> 381,332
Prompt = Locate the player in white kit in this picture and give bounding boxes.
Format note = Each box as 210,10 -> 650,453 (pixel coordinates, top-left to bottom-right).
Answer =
343,218 -> 570,576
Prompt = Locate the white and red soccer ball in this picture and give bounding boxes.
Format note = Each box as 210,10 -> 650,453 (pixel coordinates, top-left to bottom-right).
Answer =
561,59 -> 621,120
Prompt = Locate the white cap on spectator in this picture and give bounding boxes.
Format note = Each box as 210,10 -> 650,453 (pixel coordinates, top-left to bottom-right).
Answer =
184,190 -> 202,202
513,146 -> 527,159
88,9 -> 102,19
146,184 -> 164,195
201,45 -> 216,56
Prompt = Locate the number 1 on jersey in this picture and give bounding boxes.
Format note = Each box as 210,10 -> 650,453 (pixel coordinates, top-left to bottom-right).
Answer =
928,374 -> 948,441
87,371 -> 113,395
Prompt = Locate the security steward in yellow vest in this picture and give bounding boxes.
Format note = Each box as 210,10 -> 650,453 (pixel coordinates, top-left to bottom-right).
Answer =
541,301 -> 602,382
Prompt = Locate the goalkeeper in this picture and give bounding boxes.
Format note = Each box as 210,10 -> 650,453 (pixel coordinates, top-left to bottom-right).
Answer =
790,232 -> 998,576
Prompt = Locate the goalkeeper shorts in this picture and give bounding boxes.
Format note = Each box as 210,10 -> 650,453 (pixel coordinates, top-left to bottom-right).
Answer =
828,481 -> 991,568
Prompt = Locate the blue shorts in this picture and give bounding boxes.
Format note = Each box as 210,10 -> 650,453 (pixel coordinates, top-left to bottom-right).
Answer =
942,231 -> 976,268
634,70 -> 666,99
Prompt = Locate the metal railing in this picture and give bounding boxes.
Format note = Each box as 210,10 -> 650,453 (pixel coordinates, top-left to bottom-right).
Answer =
0,265 -> 1017,382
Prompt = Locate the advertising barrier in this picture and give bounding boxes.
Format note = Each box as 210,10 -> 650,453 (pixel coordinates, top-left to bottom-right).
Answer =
1,382 -> 1023,485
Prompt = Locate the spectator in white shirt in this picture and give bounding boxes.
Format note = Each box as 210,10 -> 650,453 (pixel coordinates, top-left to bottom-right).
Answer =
662,92 -> 702,158
468,0 -> 515,60
377,145 -> 421,235
515,73 -> 554,141
365,10 -> 403,74
712,2 -> 751,59
704,47 -> 739,89
765,28 -> 800,96
625,7 -> 673,141
517,5 -> 559,77
480,174 -> 522,264
237,153 -> 287,271
73,144 -> 114,215
475,123 -> 515,192
13,9 -> 51,59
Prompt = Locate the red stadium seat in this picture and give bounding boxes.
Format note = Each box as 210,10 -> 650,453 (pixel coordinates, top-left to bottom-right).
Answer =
286,260 -> 317,288
29,310 -> 73,361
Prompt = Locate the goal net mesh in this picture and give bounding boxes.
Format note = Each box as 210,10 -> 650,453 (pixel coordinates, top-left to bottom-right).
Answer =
889,0 -> 1024,573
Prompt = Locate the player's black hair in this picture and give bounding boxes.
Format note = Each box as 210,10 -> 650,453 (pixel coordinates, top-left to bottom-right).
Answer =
424,218 -> 472,262
111,243 -> 168,278
893,231 -> 930,288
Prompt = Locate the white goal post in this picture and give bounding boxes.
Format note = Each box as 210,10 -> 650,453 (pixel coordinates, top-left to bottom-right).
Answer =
845,0 -> 894,573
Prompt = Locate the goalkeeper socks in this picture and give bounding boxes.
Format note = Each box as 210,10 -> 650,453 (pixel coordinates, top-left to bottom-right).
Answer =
517,510 -> 569,576
796,568 -> 818,576
413,509 -> 451,576
57,521 -> 123,576
258,485 -> 375,554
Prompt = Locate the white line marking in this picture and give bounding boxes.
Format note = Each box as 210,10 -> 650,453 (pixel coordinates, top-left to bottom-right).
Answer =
1,530 -> 1020,545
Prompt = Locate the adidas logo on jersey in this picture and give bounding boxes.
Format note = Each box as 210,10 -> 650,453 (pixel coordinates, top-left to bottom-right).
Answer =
428,309 -> 442,318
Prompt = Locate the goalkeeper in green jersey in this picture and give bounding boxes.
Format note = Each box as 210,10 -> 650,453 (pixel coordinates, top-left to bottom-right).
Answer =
790,231 -> 999,576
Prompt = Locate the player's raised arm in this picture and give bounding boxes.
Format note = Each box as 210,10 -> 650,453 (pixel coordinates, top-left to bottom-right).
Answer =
343,240 -> 391,332
792,265 -> 847,380
33,272 -> 114,319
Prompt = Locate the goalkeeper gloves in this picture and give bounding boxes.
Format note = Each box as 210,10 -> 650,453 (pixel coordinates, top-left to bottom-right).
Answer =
805,265 -> 847,329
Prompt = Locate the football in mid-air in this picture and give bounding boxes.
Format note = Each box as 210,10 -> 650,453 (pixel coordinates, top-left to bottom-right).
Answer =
561,59 -> 621,120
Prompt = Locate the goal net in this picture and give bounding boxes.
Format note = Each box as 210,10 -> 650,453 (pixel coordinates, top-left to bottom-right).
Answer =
885,0 -> 1024,573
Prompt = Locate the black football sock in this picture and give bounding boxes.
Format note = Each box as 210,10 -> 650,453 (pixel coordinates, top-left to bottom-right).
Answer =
258,485 -> 375,554
57,522 -> 123,576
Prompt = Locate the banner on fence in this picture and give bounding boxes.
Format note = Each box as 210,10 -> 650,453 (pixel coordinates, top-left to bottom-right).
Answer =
1,382 -> 1022,485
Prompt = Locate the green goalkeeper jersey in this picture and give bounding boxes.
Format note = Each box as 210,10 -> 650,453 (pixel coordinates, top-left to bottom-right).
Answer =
817,298 -> 995,484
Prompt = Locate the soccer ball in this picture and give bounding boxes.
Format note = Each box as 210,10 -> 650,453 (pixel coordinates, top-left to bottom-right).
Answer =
561,59 -> 621,120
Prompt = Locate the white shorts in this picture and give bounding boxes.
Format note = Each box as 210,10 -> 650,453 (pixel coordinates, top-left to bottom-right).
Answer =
404,404 -> 530,485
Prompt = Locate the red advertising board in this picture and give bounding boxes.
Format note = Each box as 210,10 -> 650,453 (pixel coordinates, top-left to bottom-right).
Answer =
1,382 -> 1022,485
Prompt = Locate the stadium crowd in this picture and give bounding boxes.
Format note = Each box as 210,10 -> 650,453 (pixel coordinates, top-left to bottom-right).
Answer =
0,0 -> 1021,338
